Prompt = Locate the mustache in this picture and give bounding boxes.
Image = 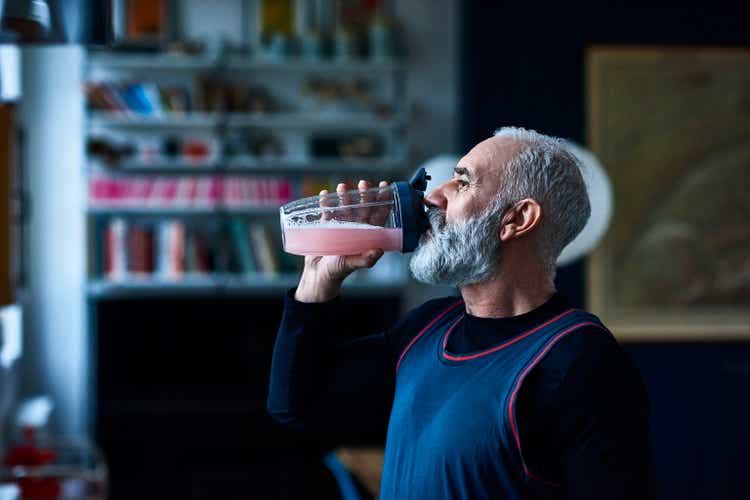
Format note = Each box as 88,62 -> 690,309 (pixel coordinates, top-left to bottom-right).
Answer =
426,207 -> 446,232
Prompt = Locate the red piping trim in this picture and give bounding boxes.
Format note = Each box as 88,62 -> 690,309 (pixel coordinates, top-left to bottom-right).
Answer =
508,321 -> 605,488
441,309 -> 579,362
395,300 -> 464,374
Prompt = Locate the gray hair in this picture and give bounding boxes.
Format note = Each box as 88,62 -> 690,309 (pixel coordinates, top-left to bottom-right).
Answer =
492,127 -> 591,276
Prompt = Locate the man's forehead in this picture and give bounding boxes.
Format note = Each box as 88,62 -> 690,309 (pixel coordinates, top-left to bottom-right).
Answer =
457,136 -> 518,177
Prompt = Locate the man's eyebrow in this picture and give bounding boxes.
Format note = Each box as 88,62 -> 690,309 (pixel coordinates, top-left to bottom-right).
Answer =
453,166 -> 474,180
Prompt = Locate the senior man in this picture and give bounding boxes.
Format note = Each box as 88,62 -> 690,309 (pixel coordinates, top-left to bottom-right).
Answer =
268,127 -> 655,499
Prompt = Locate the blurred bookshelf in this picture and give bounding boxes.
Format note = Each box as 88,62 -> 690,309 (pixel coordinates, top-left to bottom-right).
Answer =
87,207 -> 280,216
90,111 -> 405,131
97,156 -> 405,175
88,52 -> 404,74
89,112 -> 222,129
87,53 -> 217,71
84,46 -> 410,296
84,2 -> 411,497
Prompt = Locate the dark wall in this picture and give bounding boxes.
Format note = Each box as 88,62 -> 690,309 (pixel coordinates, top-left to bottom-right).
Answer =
461,4 -> 749,147
461,3 -> 750,307
460,3 -> 750,499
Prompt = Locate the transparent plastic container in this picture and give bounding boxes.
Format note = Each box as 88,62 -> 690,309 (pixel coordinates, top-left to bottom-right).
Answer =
280,185 -> 404,256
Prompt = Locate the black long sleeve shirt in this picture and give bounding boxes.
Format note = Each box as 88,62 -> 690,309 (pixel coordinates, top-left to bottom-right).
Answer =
267,289 -> 657,499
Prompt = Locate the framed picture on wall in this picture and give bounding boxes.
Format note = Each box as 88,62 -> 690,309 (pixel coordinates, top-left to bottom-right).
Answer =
586,46 -> 750,341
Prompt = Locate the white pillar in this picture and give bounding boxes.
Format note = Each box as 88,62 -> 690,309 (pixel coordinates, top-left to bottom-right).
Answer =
19,46 -> 87,436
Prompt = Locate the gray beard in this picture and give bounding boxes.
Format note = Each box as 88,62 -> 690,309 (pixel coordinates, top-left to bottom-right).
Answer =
408,207 -> 501,287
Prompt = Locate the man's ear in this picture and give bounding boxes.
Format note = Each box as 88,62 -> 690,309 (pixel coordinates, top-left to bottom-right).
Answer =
498,199 -> 543,242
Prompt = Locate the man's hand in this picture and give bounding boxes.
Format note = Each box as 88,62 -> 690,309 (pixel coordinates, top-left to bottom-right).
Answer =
294,179 -> 388,303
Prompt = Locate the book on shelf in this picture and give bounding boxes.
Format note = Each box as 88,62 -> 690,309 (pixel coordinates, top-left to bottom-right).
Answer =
85,83 -> 118,112
127,223 -> 155,275
249,223 -> 280,277
227,217 -> 282,277
121,83 -> 151,114
185,227 -> 212,274
157,220 -> 185,279
228,218 -> 256,275
141,82 -> 166,117
95,217 -> 294,282
86,81 -> 193,115
104,217 -> 127,280
168,86 -> 192,113
89,174 -> 295,209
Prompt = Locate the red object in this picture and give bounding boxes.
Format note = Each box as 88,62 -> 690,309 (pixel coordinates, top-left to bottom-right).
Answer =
4,427 -> 62,499
182,140 -> 210,161
128,225 -> 155,274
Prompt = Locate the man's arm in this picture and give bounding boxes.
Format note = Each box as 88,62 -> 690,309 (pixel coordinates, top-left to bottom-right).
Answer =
517,329 -> 657,499
266,288 -> 400,443
268,179 -> 415,442
558,332 -> 657,499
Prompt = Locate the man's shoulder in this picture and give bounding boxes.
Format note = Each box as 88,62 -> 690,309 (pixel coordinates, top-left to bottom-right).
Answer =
406,295 -> 464,327
537,318 -> 649,409
415,295 -> 464,315
546,319 -> 620,368
387,295 -> 463,349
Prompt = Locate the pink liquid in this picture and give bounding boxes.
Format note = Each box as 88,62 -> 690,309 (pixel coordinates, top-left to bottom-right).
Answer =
283,223 -> 403,256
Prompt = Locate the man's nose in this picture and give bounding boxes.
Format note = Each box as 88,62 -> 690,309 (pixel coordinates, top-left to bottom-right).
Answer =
423,183 -> 448,210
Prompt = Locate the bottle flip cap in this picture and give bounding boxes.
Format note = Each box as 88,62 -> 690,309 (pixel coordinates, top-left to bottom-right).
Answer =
394,167 -> 431,253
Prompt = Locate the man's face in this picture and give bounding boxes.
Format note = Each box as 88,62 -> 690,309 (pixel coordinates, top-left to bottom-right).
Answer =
408,137 -> 517,286
422,136 -> 517,230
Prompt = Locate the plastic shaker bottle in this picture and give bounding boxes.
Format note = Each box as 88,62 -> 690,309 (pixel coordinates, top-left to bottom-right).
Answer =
279,168 -> 431,256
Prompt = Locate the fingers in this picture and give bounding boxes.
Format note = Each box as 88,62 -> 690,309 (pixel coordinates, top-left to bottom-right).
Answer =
343,248 -> 384,271
358,179 -> 374,224
373,180 -> 391,226
337,182 -> 354,222
319,189 -> 333,221
327,179 -> 389,226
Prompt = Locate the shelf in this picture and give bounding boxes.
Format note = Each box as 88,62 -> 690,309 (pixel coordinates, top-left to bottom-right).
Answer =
226,56 -> 404,74
88,52 -> 215,70
89,111 -> 404,130
96,157 -> 407,174
87,206 -> 281,217
226,156 -> 406,173
86,275 -> 406,299
89,112 -> 221,128
91,160 -> 222,174
88,275 -> 223,298
226,111 -> 403,129
88,52 -> 403,74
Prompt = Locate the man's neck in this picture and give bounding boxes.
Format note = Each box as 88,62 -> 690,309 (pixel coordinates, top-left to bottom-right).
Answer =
459,272 -> 556,319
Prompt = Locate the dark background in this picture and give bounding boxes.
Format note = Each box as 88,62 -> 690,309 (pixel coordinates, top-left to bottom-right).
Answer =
95,295 -> 400,499
460,3 -> 750,499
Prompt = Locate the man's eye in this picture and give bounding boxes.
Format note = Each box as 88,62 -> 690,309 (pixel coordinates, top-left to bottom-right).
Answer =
457,180 -> 469,189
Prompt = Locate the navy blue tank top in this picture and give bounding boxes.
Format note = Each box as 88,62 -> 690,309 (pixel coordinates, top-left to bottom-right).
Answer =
380,299 -> 608,499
